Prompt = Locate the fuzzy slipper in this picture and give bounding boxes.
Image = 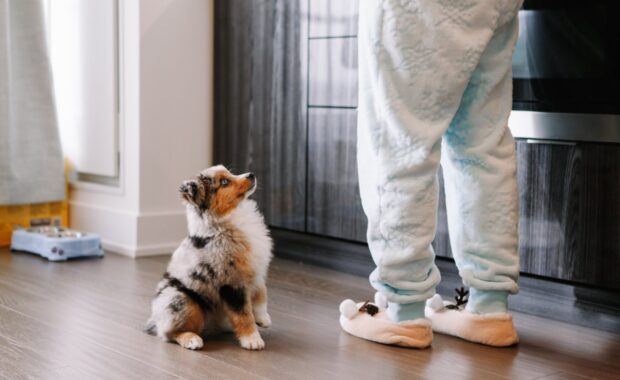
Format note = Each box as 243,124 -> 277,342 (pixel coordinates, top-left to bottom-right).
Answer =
424,292 -> 519,347
339,293 -> 433,348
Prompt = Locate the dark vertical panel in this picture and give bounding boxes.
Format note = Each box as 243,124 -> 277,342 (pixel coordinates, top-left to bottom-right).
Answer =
581,145 -> 620,289
306,108 -> 367,241
433,168 -> 454,258
214,0 -> 306,230
517,141 -> 620,289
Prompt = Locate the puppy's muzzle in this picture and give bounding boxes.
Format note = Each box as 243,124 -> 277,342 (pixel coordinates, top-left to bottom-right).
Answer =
245,173 -> 257,196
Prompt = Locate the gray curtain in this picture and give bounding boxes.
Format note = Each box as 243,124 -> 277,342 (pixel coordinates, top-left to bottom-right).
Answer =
0,0 -> 64,205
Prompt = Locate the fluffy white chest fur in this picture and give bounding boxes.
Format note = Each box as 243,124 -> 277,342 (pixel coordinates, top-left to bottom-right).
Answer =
178,199 -> 272,284
224,199 -> 273,282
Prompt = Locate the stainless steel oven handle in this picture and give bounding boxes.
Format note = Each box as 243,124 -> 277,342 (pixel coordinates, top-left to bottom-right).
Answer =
509,111 -> 620,144
524,139 -> 577,146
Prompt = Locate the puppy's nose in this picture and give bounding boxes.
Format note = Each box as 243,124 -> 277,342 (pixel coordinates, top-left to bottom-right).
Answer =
247,173 -> 255,180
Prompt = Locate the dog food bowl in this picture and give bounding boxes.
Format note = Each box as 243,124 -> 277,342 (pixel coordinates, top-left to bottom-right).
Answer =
10,227 -> 104,261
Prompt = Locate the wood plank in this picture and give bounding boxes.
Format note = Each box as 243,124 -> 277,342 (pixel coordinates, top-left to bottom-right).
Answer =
272,228 -> 620,333
0,306 -> 180,380
0,253 -> 264,380
1,250 -> 619,379
0,333 -> 69,380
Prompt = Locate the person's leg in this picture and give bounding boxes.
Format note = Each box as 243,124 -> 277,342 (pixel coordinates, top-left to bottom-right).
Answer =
443,10 -> 520,313
341,0 -> 508,347
426,7 -> 522,347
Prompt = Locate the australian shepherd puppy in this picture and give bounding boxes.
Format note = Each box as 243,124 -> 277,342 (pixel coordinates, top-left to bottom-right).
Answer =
145,165 -> 273,350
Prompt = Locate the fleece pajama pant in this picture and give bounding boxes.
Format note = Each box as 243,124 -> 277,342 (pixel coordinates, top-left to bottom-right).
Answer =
357,0 -> 523,321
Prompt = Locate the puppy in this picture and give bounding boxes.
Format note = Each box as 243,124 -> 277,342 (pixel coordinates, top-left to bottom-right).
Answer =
145,165 -> 273,350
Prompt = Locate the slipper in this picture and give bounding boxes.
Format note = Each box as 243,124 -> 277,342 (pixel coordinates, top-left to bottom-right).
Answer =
339,293 -> 432,348
425,293 -> 518,347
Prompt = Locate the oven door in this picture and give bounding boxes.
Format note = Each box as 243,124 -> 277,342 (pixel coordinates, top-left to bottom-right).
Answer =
509,0 -> 620,143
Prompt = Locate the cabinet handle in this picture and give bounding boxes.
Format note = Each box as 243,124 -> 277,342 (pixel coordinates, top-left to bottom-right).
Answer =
525,139 -> 577,146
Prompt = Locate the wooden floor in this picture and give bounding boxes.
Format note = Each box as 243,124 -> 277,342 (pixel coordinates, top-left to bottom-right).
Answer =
0,249 -> 619,380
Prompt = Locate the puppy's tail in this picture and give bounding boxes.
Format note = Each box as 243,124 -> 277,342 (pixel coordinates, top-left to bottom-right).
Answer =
144,319 -> 157,336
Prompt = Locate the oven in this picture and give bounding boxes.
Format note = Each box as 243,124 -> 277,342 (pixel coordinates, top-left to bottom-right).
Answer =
508,0 -> 620,143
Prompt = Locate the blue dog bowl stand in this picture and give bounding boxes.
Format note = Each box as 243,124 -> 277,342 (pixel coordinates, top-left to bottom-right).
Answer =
11,227 -> 104,262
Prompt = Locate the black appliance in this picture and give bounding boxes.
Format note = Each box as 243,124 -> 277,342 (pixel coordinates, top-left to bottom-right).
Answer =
509,0 -> 620,143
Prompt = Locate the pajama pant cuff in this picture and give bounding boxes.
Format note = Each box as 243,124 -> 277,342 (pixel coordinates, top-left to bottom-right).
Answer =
466,288 -> 509,314
387,301 -> 426,322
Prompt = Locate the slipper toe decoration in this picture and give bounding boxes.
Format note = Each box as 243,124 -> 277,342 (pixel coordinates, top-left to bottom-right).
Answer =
339,299 -> 359,319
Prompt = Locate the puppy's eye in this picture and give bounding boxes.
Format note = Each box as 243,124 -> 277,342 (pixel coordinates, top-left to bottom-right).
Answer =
220,178 -> 230,187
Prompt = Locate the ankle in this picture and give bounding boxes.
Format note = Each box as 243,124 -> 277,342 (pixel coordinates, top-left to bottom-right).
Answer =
387,301 -> 426,322
465,289 -> 508,314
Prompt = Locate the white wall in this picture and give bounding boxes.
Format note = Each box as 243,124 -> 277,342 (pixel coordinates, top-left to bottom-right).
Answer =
69,0 -> 214,257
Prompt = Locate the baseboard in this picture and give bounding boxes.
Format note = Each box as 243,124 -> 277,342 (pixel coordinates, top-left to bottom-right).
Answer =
272,228 -> 620,333
135,211 -> 185,257
101,240 -> 177,257
70,201 -> 183,257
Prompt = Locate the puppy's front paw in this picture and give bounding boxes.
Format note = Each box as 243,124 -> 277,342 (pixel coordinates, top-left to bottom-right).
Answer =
185,335 -> 204,350
176,332 -> 204,350
255,313 -> 272,328
239,331 -> 265,350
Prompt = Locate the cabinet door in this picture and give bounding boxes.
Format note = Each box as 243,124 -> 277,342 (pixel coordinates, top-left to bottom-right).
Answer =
214,0 -> 306,230
308,31 -> 358,108
306,108 -> 367,241
517,141 -> 620,289
305,106 -> 456,251
305,3 -> 362,240
309,0 -> 358,38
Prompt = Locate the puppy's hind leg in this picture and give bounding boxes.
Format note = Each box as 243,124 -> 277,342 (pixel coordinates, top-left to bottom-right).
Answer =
166,296 -> 206,350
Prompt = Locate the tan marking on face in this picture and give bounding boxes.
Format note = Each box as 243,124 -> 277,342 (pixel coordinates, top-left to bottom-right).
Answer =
209,170 -> 254,216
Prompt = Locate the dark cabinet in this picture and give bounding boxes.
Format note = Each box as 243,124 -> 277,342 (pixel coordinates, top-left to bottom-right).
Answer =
214,0 -> 620,291
517,141 -> 620,289
306,108 -> 366,241
214,0 -> 307,230
305,3 -> 361,240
